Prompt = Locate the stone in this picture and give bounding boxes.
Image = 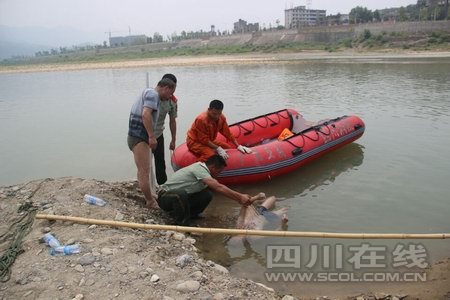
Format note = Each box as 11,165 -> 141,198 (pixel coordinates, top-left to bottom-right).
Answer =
374,293 -> 389,300
150,274 -> 160,282
74,265 -> 85,273
212,264 -> 229,275
72,294 -> 84,300
66,238 -> 76,245
88,225 -> 97,229
190,271 -> 203,280
78,255 -> 96,266
101,247 -> 113,255
282,296 -> 295,300
172,233 -> 185,241
78,277 -> 85,287
42,227 -> 51,233
176,254 -> 193,268
85,278 -> 95,286
183,237 -> 196,245
213,293 -> 224,300
255,282 -> 274,292
115,212 -> 124,221
175,280 -> 200,292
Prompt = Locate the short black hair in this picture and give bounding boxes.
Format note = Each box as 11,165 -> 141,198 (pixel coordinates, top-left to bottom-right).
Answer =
157,78 -> 176,89
205,154 -> 227,168
162,73 -> 177,84
209,99 -> 224,110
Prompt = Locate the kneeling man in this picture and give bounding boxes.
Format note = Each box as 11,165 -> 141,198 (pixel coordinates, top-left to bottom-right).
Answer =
157,155 -> 253,225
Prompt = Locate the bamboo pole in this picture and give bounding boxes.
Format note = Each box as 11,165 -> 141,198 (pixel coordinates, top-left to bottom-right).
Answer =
35,214 -> 450,239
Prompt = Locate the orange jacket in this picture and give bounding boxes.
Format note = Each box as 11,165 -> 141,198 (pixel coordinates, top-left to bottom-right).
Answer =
187,111 -> 235,145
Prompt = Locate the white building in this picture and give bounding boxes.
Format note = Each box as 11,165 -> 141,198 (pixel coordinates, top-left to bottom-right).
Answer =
285,6 -> 326,28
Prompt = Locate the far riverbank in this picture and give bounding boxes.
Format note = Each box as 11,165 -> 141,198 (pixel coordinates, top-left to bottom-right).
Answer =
1,50 -> 450,74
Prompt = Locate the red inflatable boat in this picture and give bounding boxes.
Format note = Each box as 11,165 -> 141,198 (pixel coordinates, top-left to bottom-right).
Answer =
171,109 -> 365,185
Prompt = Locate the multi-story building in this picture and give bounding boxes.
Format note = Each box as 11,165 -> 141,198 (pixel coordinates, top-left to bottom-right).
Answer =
285,6 -> 327,28
109,35 -> 148,47
233,19 -> 260,33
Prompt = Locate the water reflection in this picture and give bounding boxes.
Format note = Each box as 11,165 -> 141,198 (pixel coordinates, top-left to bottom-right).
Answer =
196,143 -> 365,267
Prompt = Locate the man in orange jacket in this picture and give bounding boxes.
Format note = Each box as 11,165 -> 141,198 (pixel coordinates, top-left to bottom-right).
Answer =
186,99 -> 252,162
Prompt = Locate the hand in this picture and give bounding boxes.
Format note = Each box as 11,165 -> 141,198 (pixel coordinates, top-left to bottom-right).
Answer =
237,145 -> 253,154
148,136 -> 157,150
240,194 -> 252,207
216,146 -> 229,159
169,140 -> 176,150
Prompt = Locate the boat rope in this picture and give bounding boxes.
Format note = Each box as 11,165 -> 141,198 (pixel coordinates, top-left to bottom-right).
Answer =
315,123 -> 332,136
233,109 -> 290,139
35,214 -> 450,239
253,116 -> 270,128
0,179 -> 49,282
285,134 -> 306,149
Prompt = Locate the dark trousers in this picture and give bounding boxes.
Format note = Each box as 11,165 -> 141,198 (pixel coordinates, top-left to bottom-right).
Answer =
153,135 -> 167,185
157,188 -> 213,225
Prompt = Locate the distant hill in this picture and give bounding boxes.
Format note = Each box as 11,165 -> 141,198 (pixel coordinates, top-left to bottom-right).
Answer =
0,25 -> 105,59
0,40 -> 52,59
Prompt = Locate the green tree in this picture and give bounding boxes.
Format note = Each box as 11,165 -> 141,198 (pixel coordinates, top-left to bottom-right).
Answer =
373,10 -> 381,22
420,7 -> 429,20
153,32 -> 163,43
349,6 -> 374,24
399,7 -> 408,21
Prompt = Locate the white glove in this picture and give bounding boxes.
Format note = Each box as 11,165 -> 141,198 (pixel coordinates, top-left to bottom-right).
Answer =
216,146 -> 229,159
237,145 -> 253,154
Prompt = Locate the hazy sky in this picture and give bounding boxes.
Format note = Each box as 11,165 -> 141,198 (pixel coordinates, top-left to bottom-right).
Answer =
1,0 -> 416,39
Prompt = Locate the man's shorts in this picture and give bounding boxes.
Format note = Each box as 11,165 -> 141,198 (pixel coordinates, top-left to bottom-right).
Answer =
127,135 -> 147,151
255,205 -> 268,215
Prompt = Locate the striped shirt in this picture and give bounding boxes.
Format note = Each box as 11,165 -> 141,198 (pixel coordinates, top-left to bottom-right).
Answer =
128,88 -> 160,141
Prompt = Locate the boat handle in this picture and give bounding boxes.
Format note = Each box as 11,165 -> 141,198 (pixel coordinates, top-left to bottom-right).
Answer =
292,148 -> 303,156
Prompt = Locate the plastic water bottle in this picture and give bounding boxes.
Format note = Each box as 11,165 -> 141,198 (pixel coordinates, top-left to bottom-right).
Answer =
42,233 -> 61,248
84,194 -> 107,206
49,244 -> 81,256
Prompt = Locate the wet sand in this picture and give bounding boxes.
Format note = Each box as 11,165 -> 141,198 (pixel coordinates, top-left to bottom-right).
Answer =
1,50 -> 450,74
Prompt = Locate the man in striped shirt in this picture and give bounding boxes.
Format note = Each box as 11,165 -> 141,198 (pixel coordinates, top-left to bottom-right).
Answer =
127,78 -> 176,209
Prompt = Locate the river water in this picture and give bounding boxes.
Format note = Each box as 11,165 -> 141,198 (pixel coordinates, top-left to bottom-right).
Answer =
1,57 -> 449,296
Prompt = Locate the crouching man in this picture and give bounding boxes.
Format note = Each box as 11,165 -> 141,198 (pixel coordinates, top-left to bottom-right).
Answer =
157,155 -> 253,226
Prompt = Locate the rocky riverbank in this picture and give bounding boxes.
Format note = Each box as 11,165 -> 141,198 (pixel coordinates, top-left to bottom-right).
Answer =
1,177 -> 449,300
0,177 -> 283,299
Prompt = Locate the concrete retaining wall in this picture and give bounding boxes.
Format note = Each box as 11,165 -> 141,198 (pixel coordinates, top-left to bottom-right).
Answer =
87,20 -> 450,58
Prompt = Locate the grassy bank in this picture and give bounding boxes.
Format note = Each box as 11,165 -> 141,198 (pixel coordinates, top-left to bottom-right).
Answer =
1,30 -> 449,68
0,30 -> 450,73
0,42 -> 327,67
